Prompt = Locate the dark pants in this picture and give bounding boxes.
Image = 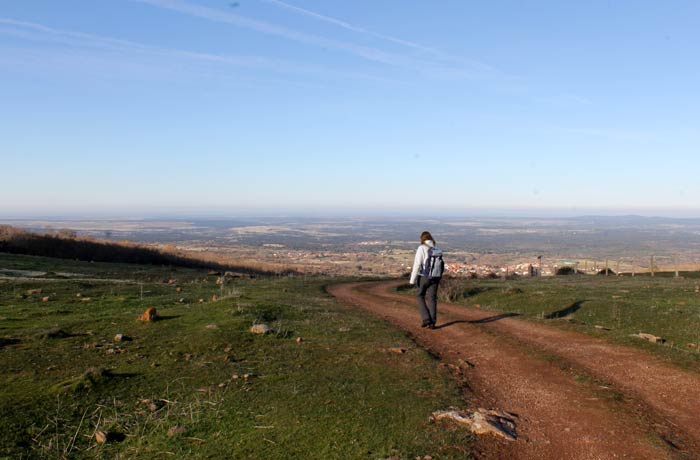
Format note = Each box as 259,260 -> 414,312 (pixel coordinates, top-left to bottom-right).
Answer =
416,276 -> 440,325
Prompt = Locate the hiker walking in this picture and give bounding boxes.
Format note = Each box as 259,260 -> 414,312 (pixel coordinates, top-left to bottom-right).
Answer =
409,231 -> 444,329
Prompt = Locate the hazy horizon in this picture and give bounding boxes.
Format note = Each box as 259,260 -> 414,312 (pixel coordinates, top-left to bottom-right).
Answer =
3,207 -> 700,221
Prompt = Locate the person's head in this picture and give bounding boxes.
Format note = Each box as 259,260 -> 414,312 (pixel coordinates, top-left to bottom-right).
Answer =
420,231 -> 435,245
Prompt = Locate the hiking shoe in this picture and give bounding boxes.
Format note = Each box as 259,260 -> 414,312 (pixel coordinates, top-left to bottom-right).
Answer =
428,323 -> 436,330
421,320 -> 431,328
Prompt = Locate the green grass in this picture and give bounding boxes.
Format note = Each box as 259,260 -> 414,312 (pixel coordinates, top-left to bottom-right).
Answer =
0,253 -> 473,460
427,274 -> 700,370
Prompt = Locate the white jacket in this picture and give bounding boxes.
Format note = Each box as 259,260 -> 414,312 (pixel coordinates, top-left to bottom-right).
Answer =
410,240 -> 439,284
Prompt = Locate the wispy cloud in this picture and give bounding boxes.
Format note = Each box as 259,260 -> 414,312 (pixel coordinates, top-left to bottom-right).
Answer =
0,18 -> 277,67
257,0 -> 496,73
131,0 -> 501,78
131,0 -> 416,67
259,0 -> 438,54
0,18 -> 402,84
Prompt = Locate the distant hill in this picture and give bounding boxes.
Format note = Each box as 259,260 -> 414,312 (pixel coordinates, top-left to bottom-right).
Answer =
572,215 -> 700,227
0,225 -> 294,276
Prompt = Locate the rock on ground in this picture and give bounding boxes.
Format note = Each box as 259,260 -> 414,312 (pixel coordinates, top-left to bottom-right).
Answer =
94,430 -> 125,443
431,408 -> 518,441
634,332 -> 665,344
250,324 -> 272,334
139,308 -> 158,322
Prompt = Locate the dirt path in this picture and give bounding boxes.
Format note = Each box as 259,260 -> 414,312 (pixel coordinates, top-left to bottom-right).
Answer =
328,281 -> 700,460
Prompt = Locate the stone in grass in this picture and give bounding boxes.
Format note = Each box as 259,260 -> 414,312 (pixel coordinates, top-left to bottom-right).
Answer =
95,431 -> 107,443
114,334 -> 132,342
295,337 -> 303,343
95,431 -> 126,443
105,347 -> 125,355
138,308 -> 158,322
140,399 -> 165,412
388,347 -> 407,354
205,324 -> 218,330
41,296 -> 50,302
431,408 -> 518,441
250,324 -> 272,335
634,332 -> 665,344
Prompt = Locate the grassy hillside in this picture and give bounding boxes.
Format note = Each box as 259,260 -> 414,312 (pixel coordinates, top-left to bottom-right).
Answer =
0,225 -> 293,276
423,274 -> 700,369
0,253 -> 472,460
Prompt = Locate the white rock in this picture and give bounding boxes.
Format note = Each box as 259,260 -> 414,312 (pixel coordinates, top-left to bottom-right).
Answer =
431,408 -> 517,441
250,324 -> 272,335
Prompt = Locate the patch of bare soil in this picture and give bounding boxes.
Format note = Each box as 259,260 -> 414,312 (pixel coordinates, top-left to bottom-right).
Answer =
328,281 -> 691,460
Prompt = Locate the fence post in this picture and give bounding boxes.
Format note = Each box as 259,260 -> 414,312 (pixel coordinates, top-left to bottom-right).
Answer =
605,259 -> 609,276
675,254 -> 679,278
650,255 -> 655,277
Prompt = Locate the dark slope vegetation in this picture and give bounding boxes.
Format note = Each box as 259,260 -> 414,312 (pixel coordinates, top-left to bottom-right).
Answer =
0,225 -> 294,276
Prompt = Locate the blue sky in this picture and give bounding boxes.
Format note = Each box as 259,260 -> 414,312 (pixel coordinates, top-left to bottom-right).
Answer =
1,0 -> 699,217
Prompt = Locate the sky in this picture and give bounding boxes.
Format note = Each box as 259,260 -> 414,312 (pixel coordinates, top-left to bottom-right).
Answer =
1,0 -> 700,217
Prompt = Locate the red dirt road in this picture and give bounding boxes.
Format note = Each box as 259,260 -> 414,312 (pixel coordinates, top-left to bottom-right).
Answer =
328,281 -> 700,460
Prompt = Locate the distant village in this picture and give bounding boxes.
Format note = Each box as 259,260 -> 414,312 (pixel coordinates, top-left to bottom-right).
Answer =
444,262 -> 550,277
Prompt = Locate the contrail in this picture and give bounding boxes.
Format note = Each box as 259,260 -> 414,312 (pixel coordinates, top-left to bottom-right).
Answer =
132,0 -> 416,67
259,0 -> 438,55
258,0 -> 497,73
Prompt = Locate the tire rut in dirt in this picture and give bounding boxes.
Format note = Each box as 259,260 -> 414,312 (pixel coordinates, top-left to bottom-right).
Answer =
328,281 -> 679,460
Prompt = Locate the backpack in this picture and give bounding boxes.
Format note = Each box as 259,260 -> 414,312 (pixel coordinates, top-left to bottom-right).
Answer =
422,246 -> 444,280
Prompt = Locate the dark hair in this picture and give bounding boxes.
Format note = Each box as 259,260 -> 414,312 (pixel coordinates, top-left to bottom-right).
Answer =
420,231 -> 435,245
